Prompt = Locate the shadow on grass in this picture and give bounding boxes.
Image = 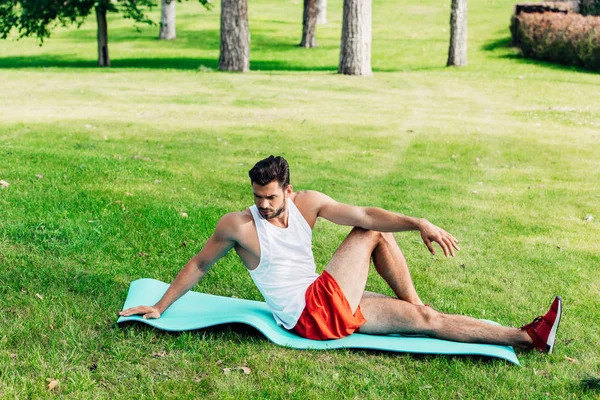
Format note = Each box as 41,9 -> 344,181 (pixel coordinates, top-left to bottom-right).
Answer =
0,55 -> 423,73
0,23 -> 443,73
498,53 -> 599,75
580,375 -> 600,392
481,35 -> 599,75
117,320 -> 269,342
481,36 -> 513,52
116,321 -> 517,365
0,55 -> 335,71
58,27 -> 308,53
362,350 -> 517,365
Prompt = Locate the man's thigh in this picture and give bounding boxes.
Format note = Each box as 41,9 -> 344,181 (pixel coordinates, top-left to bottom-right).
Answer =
324,228 -> 380,313
358,296 -> 432,335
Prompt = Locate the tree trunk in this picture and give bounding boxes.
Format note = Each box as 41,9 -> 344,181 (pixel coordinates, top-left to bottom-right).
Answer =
299,0 -> 317,47
338,0 -> 372,76
219,0 -> 250,72
159,0 -> 176,40
447,0 -> 467,67
96,6 -> 110,67
316,0 -> 327,24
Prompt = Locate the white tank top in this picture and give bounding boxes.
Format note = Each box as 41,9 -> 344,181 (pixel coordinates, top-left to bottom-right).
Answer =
248,199 -> 319,329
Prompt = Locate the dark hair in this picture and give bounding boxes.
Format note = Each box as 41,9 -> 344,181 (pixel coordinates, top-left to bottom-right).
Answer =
248,155 -> 290,187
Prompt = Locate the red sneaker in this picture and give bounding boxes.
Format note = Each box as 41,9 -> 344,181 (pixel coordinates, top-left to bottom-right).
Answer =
521,296 -> 562,353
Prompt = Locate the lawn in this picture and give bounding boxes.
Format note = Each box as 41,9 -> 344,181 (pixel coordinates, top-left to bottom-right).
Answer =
1,0 -> 599,397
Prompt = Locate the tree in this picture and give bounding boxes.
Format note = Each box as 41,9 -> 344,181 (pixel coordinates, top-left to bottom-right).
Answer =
338,0 -> 372,76
160,0 -> 212,41
159,0 -> 176,40
96,4 -> 110,66
219,0 -> 249,72
447,0 -> 467,67
316,0 -> 327,24
0,0 -> 155,67
299,0 -> 317,48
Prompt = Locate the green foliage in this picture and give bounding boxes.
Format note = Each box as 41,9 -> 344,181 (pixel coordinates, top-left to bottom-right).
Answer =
516,12 -> 600,70
580,0 -> 600,16
192,0 -> 215,12
0,0 -> 156,43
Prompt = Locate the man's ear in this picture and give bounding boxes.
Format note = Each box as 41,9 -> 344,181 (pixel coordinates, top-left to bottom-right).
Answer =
285,184 -> 293,196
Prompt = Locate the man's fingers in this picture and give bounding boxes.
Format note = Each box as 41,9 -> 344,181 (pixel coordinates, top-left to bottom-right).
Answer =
423,226 -> 461,257
437,237 -> 450,257
447,235 -> 460,251
440,236 -> 455,257
119,306 -> 156,317
143,311 -> 159,319
424,239 -> 436,255
445,238 -> 455,257
119,307 -> 139,316
441,230 -> 460,250
439,230 -> 459,255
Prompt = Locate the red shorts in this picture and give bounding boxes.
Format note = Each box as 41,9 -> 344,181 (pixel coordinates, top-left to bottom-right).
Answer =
293,271 -> 367,340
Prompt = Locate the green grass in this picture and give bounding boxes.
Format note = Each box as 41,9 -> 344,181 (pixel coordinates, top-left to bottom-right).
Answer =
1,0 -> 600,397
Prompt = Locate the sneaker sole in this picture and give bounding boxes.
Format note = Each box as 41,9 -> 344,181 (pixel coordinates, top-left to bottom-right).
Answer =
546,295 -> 562,353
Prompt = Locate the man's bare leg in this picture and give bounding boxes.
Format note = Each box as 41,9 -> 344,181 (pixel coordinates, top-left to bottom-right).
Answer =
325,228 -> 533,348
324,227 -> 384,312
325,228 -> 423,311
372,232 -> 423,306
359,295 -> 533,348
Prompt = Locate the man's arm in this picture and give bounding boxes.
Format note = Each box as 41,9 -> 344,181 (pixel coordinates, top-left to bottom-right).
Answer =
118,214 -> 238,319
309,191 -> 460,257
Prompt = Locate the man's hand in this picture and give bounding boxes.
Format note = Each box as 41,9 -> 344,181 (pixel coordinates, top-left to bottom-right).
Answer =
119,305 -> 161,320
419,220 -> 460,257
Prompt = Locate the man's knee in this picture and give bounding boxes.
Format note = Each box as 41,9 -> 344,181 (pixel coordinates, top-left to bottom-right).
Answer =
381,232 -> 395,242
350,227 -> 385,242
416,306 -> 442,333
350,226 -> 371,235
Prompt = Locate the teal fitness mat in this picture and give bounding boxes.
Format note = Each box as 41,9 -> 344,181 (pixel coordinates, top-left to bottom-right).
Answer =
117,279 -> 520,365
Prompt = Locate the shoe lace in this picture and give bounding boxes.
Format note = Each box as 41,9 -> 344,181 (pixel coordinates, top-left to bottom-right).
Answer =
522,316 -> 544,330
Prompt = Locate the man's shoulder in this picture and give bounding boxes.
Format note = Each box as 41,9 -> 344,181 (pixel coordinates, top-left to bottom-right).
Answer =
293,190 -> 334,224
293,190 -> 332,209
215,209 -> 254,238
219,209 -> 253,226
293,189 -> 327,203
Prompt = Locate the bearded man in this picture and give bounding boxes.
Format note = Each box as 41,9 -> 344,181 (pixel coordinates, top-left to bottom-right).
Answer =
120,156 -> 561,353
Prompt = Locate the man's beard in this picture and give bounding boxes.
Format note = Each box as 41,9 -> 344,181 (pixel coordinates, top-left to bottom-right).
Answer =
260,199 -> 286,220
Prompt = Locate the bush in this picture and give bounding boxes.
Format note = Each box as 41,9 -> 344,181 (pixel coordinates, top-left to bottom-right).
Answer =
510,2 -> 573,46
515,12 -> 600,70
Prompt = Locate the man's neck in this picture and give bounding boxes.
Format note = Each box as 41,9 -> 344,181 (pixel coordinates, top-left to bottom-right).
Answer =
265,203 -> 289,228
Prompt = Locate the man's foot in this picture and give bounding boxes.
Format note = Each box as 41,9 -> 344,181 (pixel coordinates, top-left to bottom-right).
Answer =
520,296 -> 562,353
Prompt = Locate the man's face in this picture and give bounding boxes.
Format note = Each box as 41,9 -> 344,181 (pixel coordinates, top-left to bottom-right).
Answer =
252,181 -> 291,220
